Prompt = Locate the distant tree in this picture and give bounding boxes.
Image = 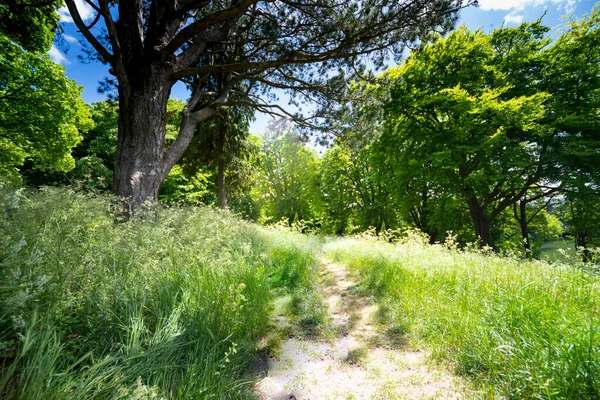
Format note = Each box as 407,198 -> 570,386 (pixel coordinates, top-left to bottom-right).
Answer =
57,0 -> 474,213
321,144 -> 356,235
381,26 -> 553,249
321,139 -> 396,235
371,123 -> 473,244
179,107 -> 254,209
256,120 -> 321,225
489,192 -> 562,257
62,100 -> 119,190
559,187 -> 600,262
0,33 -> 92,183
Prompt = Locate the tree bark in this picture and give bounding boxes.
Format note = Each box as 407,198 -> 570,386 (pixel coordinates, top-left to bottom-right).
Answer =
466,197 -> 495,249
575,234 -> 592,263
518,200 -> 532,257
111,63 -> 220,216
113,69 -> 173,214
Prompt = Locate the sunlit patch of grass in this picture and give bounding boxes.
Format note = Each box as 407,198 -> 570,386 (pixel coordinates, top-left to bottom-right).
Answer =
325,234 -> 600,399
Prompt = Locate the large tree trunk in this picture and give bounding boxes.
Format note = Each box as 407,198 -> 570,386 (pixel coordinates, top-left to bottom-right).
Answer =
217,130 -> 227,209
111,65 -> 213,215
466,197 -> 495,249
112,67 -> 181,215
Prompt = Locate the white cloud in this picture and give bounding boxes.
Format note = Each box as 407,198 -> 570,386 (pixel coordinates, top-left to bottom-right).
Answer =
478,0 -> 578,12
504,13 -> 525,24
64,34 -> 78,44
58,0 -> 95,23
48,45 -> 70,65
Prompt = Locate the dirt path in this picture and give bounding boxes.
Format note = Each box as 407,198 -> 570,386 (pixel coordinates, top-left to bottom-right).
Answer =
253,259 -> 468,400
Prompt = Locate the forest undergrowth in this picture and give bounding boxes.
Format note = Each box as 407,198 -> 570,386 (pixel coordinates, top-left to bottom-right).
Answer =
2,186 -> 599,399
0,186 -> 320,399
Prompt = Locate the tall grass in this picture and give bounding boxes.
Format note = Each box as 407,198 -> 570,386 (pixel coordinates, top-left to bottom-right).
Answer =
326,233 -> 600,399
0,186 -> 319,399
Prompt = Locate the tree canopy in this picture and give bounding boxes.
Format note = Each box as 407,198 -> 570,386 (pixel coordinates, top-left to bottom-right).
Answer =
0,32 -> 92,182
377,25 -> 555,248
58,0 -> 473,211
0,0 -> 60,52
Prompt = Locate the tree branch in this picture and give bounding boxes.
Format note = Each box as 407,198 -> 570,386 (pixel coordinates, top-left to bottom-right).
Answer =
98,0 -> 121,59
164,77 -> 235,170
64,0 -> 113,62
164,0 -> 260,54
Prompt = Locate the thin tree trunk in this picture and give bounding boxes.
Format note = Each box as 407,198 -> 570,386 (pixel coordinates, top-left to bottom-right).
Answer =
519,201 -> 532,257
576,234 -> 592,263
217,130 -> 227,209
375,220 -> 383,236
336,220 -> 347,236
515,200 -> 532,257
427,229 -> 438,245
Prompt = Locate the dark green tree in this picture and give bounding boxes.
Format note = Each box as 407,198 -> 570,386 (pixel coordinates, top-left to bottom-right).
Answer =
179,107 -> 255,209
540,7 -> 600,257
563,190 -> 600,262
543,7 -> 600,187
0,0 -> 60,52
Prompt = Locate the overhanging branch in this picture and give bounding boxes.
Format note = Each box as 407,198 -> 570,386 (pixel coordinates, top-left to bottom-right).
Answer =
65,0 -> 113,62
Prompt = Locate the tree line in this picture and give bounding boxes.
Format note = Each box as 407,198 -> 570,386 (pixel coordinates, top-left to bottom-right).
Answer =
1,2 -> 599,259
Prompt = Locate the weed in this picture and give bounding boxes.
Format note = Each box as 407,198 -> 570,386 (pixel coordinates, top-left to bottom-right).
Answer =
346,345 -> 369,366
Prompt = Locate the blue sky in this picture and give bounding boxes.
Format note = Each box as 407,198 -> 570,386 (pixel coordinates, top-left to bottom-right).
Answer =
50,0 -> 598,134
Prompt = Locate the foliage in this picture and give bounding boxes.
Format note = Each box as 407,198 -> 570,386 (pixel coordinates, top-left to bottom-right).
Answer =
57,0 -> 472,210
0,0 -> 60,52
543,6 -> 600,189
0,185 -> 320,399
159,164 -> 215,205
179,106 -> 256,208
321,140 -> 397,235
255,120 -> 322,225
62,100 -> 119,190
378,25 -> 553,248
0,33 -> 92,183
326,235 -> 600,398
493,204 -> 563,257
320,144 -> 357,234
558,189 -> 600,262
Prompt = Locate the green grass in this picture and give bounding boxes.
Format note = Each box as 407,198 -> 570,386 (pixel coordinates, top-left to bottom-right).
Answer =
325,233 -> 600,399
0,186 -> 320,399
6,186 -> 597,399
540,239 -> 578,264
